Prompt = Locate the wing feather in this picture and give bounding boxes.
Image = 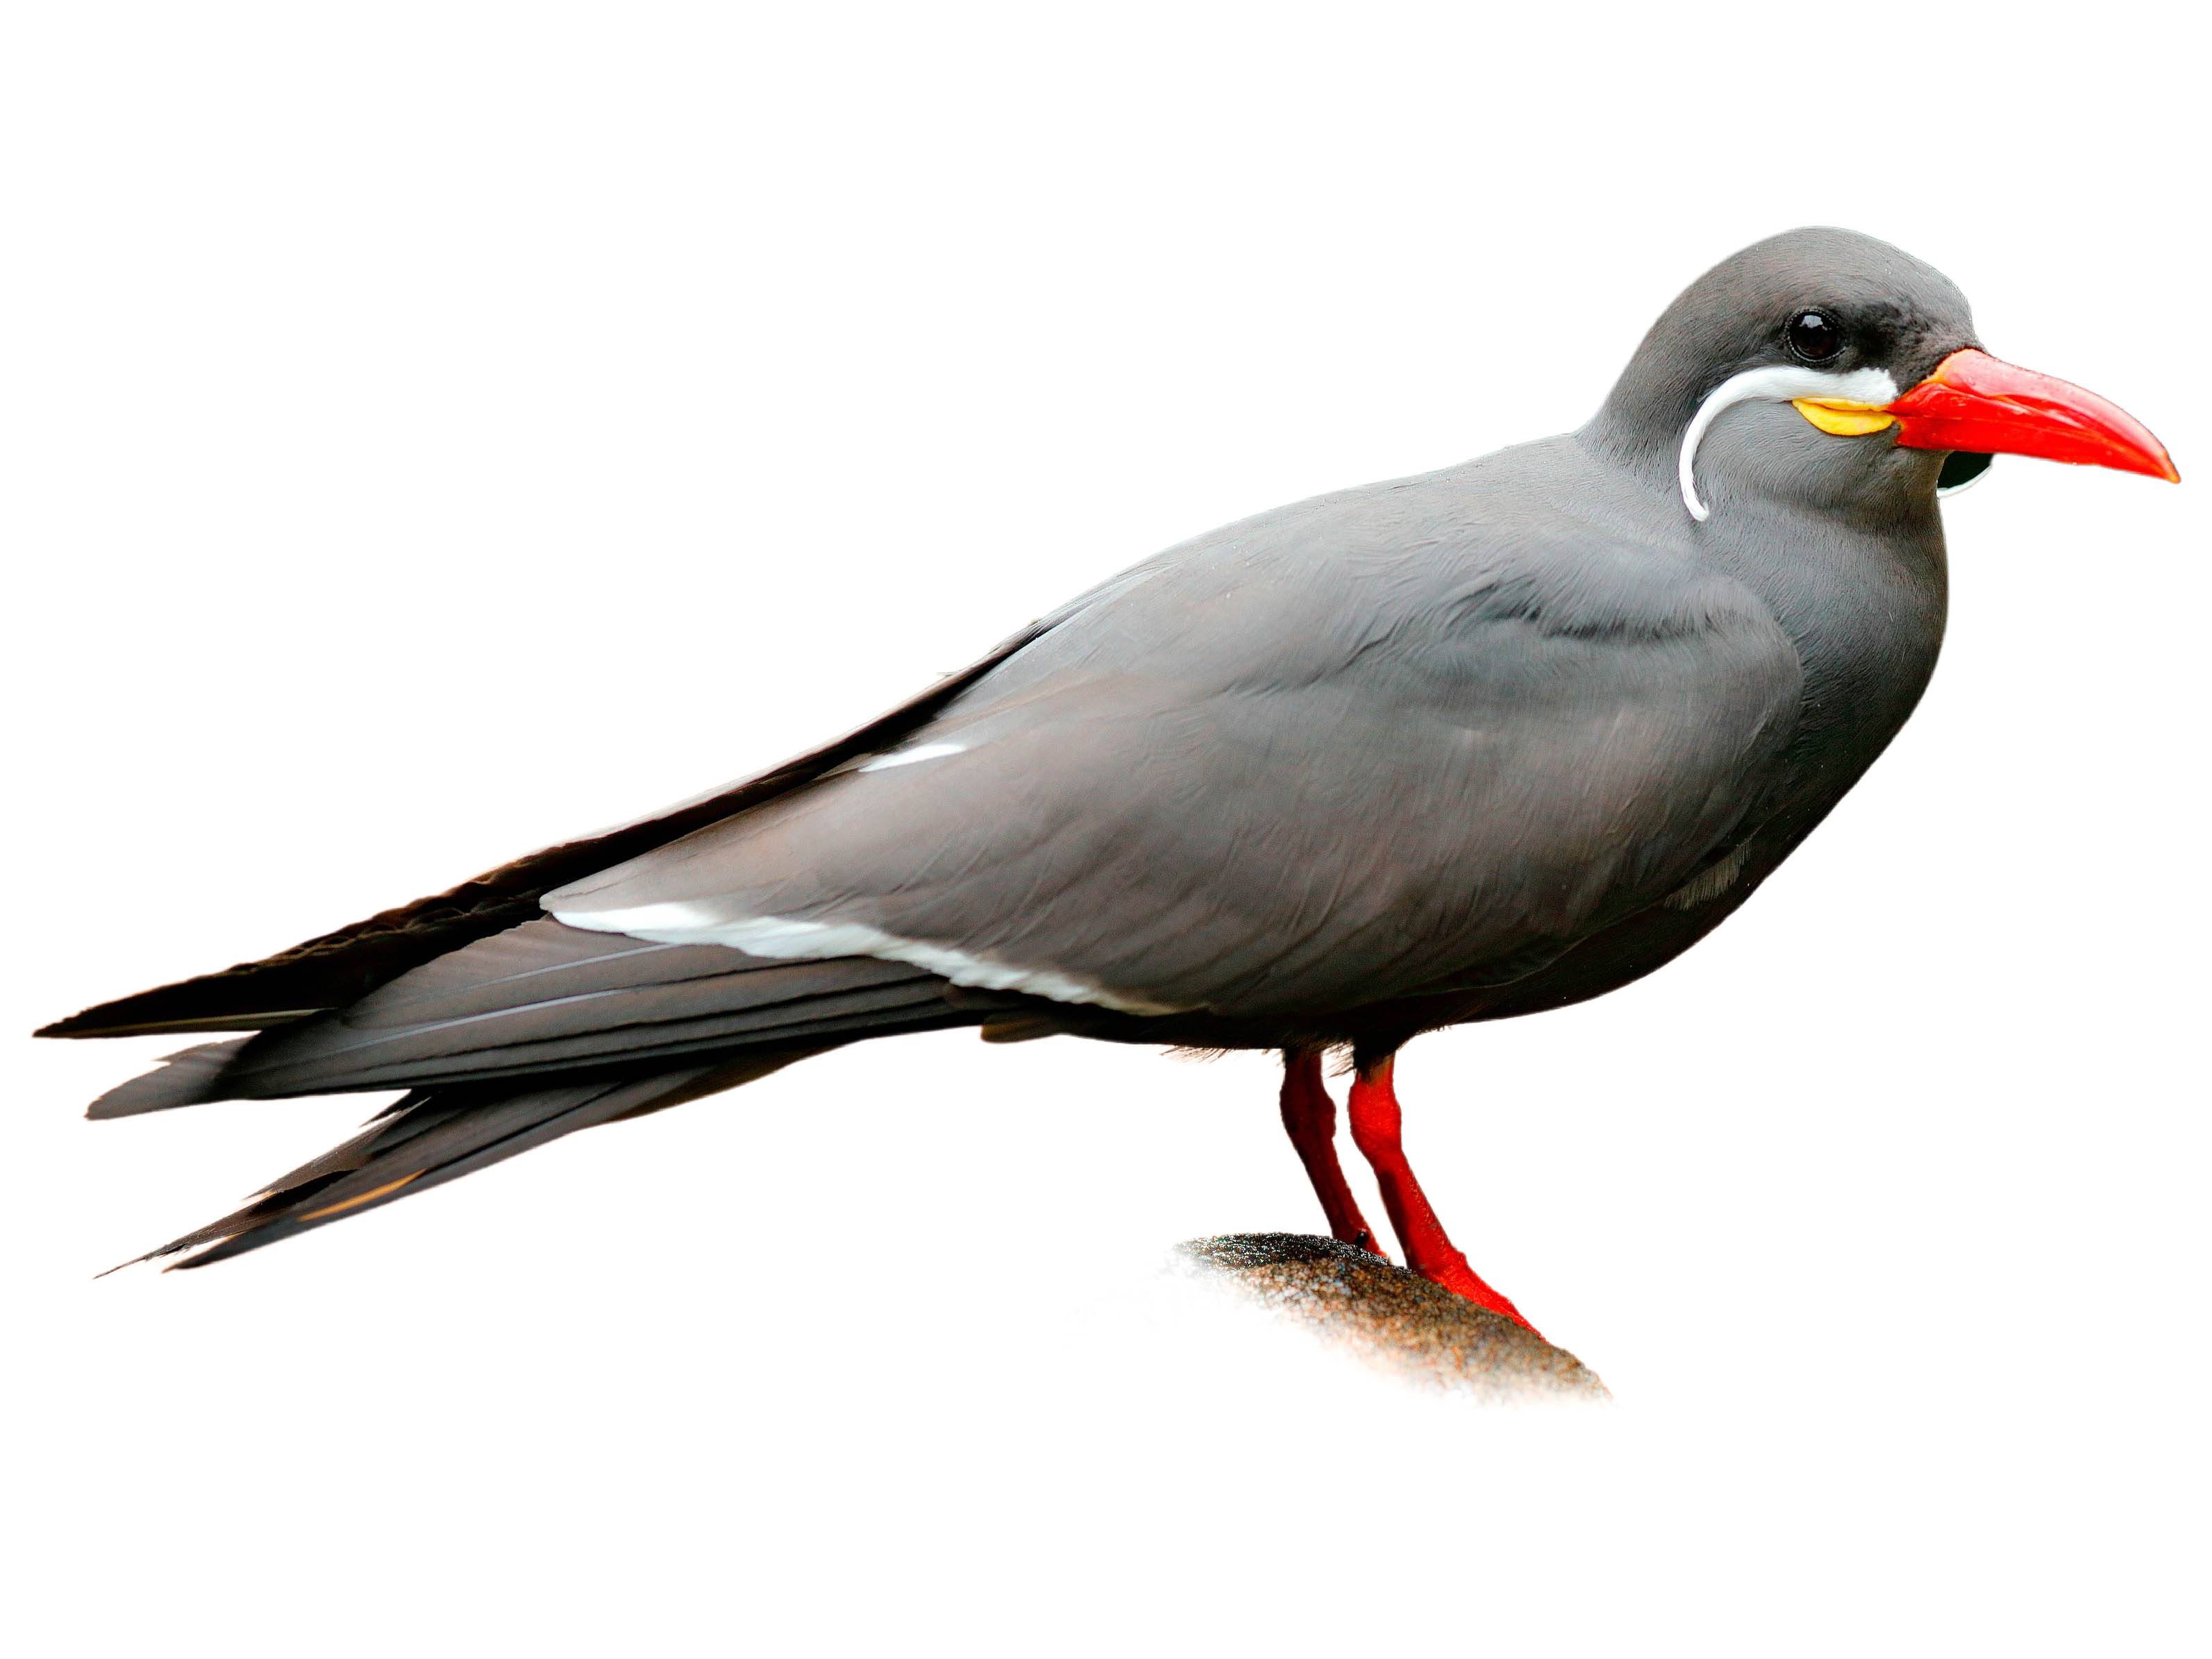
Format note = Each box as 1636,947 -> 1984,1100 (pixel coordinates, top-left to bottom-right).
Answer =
41,618 -> 1062,1039
88,919 -> 975,1112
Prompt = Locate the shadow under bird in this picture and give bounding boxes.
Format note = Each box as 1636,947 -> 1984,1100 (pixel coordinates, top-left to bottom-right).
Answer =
44,228 -> 2177,1333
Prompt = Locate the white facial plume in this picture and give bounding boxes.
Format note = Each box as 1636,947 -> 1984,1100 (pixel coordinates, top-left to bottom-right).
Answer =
1677,365 -> 1900,521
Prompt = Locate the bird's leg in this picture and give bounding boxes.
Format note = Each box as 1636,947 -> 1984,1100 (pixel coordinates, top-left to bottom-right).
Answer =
1278,1050 -> 1384,1254
1346,1055 -> 1539,1336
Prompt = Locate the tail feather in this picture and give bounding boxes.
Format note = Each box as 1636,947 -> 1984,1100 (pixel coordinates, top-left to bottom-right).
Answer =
83,920 -> 980,1114
74,918 -> 1021,1270
86,1038 -> 255,1120
129,1054 -> 807,1270
224,964 -> 950,1096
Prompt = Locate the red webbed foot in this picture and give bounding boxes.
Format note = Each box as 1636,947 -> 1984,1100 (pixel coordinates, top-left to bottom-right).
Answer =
1345,1054 -> 1541,1338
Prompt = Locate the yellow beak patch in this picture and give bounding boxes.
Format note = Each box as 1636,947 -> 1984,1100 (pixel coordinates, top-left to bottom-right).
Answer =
1793,397 -> 1897,437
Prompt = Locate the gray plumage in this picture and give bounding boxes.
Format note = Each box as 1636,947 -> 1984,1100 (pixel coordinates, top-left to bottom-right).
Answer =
49,228 -> 1990,1264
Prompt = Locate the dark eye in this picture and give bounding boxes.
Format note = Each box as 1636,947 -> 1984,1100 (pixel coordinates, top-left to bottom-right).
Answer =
1786,310 -> 1843,363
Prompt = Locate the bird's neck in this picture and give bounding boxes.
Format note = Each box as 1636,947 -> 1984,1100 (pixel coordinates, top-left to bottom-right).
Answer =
1573,409 -> 1951,816
1580,383 -> 1695,482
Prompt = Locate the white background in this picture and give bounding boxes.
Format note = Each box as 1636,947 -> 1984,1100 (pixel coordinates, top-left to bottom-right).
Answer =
5,3 -> 2204,1653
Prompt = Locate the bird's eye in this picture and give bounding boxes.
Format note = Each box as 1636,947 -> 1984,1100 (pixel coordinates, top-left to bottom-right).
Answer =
1786,310 -> 1843,363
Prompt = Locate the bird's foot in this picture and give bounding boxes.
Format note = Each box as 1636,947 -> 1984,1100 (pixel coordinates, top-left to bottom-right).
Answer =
1411,1247 -> 1540,1338
1343,1054 -> 1541,1337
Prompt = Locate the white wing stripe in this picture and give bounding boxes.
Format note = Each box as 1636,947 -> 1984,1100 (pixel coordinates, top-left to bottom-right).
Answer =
548,902 -> 1184,1016
857,741 -> 969,773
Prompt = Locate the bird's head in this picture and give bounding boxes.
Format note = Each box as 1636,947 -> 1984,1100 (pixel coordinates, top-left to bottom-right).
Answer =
1589,227 -> 2177,525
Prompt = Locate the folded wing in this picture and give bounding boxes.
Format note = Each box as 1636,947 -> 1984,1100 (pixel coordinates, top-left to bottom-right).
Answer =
550,473 -> 1807,1022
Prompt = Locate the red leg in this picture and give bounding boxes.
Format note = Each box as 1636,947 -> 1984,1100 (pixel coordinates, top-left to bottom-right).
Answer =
1346,1055 -> 1539,1336
1278,1050 -> 1384,1255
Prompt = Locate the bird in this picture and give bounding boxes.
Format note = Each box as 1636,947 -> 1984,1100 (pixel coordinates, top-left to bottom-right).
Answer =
42,227 -> 2177,1334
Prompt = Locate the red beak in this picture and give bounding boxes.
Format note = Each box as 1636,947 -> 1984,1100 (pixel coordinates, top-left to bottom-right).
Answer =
1886,348 -> 2178,482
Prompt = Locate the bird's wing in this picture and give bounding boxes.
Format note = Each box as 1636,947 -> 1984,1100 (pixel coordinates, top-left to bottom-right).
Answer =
37,612 -> 1077,1039
547,457 -> 1807,1022
85,920 -> 971,1113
